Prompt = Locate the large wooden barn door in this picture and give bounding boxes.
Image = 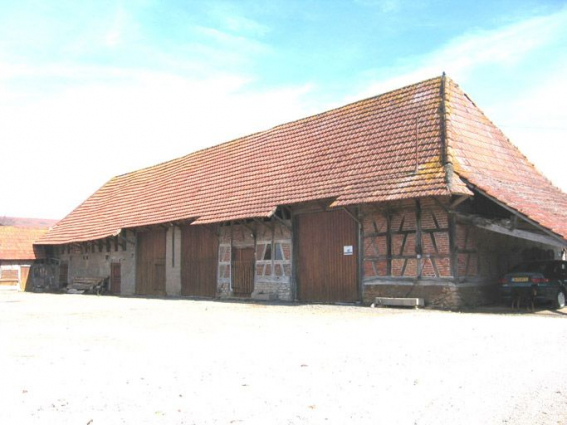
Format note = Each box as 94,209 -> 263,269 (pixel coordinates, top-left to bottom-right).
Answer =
297,210 -> 358,303
136,229 -> 166,296
232,247 -> 255,297
181,225 -> 218,297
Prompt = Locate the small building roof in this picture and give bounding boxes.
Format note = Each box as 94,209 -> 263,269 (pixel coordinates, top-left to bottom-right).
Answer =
37,75 -> 567,245
0,226 -> 47,260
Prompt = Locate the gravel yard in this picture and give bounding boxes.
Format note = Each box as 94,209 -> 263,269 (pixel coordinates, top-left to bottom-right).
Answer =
1,291 -> 567,425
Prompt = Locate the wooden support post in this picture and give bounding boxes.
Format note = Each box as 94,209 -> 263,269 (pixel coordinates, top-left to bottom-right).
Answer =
386,213 -> 392,276
291,212 -> 299,301
358,214 -> 363,302
450,195 -> 469,210
342,207 -> 362,226
432,197 -> 449,213
449,213 -> 458,282
415,199 -> 423,279
273,213 -> 292,231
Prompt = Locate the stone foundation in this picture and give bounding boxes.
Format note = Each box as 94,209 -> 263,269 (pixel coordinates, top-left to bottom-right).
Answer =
363,281 -> 498,309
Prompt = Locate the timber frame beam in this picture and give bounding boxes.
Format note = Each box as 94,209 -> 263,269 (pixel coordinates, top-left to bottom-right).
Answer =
460,181 -> 567,248
457,213 -> 567,248
341,207 -> 361,226
272,214 -> 292,231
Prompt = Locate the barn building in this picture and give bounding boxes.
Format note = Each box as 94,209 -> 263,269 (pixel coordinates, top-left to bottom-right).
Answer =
0,219 -> 55,291
35,75 -> 567,308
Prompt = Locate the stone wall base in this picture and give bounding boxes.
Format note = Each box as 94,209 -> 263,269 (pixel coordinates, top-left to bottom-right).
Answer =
363,282 -> 499,309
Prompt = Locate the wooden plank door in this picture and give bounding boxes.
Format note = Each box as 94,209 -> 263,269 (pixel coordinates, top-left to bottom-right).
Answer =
20,266 -> 30,291
297,210 -> 358,303
110,262 -> 121,294
59,262 -> 69,286
232,247 -> 255,297
181,225 -> 218,297
136,229 -> 167,296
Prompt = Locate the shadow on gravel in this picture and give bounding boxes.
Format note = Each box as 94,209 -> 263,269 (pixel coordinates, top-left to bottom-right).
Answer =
458,304 -> 567,317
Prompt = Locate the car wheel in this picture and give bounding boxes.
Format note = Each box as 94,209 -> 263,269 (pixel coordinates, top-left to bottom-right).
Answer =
554,290 -> 566,309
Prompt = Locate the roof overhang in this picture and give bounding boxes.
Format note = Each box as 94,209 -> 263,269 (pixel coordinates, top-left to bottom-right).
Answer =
464,184 -> 567,248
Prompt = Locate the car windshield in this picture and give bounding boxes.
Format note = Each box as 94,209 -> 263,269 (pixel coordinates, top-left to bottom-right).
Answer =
510,262 -> 553,274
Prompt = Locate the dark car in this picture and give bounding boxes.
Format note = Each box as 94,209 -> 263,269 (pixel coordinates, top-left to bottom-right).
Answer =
499,260 -> 567,309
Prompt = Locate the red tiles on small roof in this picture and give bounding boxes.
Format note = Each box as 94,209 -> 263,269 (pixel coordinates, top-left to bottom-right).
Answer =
0,227 -> 47,260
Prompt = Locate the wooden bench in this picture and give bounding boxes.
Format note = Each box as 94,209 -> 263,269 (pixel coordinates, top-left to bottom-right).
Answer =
67,277 -> 108,295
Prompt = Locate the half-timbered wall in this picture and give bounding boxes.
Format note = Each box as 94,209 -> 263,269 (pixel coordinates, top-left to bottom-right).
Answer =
363,198 -> 452,282
217,221 -> 292,301
362,197 -> 563,307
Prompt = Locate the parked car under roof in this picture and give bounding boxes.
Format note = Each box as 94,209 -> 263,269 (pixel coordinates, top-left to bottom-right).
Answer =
499,260 -> 567,309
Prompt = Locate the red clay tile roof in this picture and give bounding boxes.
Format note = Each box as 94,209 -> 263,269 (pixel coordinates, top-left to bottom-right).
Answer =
445,78 -> 567,241
37,75 -> 567,245
0,226 -> 47,260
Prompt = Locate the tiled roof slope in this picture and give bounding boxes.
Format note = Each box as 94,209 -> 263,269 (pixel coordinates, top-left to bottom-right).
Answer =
445,78 -> 567,241
39,76 -> 471,245
0,227 -> 47,260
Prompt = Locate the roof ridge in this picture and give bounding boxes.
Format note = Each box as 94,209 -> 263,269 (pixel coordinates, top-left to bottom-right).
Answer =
112,75 -> 445,180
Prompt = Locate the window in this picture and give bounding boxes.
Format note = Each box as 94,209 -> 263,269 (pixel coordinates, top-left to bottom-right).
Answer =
274,243 -> 284,260
263,244 -> 272,260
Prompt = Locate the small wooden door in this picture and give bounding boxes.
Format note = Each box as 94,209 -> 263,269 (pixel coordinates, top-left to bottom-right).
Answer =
20,266 -> 30,291
136,229 -> 167,296
181,225 -> 218,297
110,262 -> 121,294
232,247 -> 255,296
297,210 -> 358,303
59,262 -> 69,286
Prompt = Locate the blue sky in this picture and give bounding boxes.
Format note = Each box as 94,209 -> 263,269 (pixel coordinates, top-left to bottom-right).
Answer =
1,0 -> 566,219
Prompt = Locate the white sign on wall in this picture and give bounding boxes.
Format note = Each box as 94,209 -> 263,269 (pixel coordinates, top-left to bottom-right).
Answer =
343,245 -> 353,256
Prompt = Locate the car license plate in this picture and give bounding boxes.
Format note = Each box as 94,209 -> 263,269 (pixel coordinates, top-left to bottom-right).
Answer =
511,277 -> 529,282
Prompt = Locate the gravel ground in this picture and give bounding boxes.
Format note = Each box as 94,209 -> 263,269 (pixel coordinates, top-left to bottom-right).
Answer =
1,291 -> 567,425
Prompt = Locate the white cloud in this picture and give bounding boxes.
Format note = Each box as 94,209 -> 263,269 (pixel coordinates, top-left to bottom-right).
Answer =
206,3 -> 270,36
487,61 -> 567,192
0,64 -> 314,219
356,7 -> 567,96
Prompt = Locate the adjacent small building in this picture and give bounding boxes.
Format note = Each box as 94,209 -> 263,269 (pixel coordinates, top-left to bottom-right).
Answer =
35,75 -> 567,307
0,218 -> 56,290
